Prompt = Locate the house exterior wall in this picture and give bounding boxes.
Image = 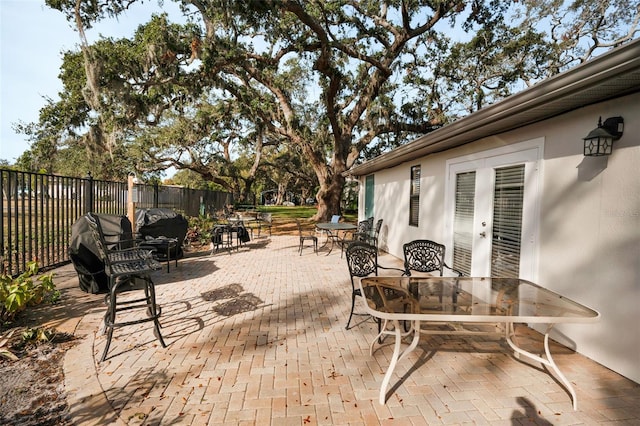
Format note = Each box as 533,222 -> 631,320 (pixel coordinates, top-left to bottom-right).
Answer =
361,92 -> 640,383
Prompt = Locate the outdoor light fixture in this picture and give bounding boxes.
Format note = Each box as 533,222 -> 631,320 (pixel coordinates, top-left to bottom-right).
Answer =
583,116 -> 624,156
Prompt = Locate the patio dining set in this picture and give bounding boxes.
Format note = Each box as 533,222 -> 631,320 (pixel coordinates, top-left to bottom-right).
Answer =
339,226 -> 599,409
297,214 -> 384,256
292,212 -> 601,410
68,211 -> 600,412
209,210 -> 273,253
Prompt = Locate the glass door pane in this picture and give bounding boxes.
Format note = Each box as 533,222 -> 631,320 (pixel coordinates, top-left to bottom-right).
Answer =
490,165 -> 525,277
453,171 -> 476,276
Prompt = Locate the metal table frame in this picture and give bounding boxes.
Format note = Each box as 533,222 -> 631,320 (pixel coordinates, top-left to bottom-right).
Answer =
358,276 -> 600,409
138,238 -> 178,272
315,222 -> 357,255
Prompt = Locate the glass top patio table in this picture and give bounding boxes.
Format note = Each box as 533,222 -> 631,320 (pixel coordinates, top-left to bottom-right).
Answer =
360,276 -> 599,323
359,276 -> 600,409
315,222 -> 357,231
315,222 -> 356,255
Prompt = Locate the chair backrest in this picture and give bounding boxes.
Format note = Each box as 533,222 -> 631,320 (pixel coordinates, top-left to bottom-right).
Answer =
402,239 -> 446,276
85,213 -> 115,270
212,225 -> 226,243
295,219 -> 307,236
352,219 -> 372,242
357,219 -> 371,233
373,219 -> 383,236
331,215 -> 341,223
260,212 -> 272,223
345,242 -> 378,281
365,216 -> 374,229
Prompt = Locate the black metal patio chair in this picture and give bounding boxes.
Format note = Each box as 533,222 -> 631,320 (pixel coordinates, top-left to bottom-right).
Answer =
257,212 -> 273,236
211,224 -> 233,254
367,218 -> 383,251
340,217 -> 374,258
402,239 -> 462,278
297,219 -> 318,255
86,212 -> 166,362
344,241 -> 404,330
402,239 -> 463,330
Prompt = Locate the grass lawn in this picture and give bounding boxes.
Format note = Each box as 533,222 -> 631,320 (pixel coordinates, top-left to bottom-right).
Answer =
185,205 -> 357,241
255,206 -> 357,234
259,205 -> 356,220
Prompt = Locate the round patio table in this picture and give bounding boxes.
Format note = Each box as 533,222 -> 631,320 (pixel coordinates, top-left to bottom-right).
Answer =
315,222 -> 356,255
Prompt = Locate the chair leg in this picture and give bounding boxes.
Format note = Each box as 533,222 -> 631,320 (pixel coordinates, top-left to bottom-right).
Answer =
145,279 -> 166,348
346,292 -> 357,330
299,237 -> 317,255
101,278 -> 118,362
100,275 -> 166,362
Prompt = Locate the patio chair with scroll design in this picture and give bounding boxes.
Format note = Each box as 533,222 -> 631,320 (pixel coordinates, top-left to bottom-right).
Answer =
297,219 -> 318,255
340,217 -> 374,258
344,241 -> 404,330
402,239 -> 462,278
85,212 -> 166,362
402,239 -> 463,328
367,218 -> 383,251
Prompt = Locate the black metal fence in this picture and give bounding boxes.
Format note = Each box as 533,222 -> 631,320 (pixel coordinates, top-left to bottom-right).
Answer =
1,169 -> 232,276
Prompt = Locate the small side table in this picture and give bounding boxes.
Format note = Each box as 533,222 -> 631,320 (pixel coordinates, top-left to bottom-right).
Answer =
138,238 -> 179,272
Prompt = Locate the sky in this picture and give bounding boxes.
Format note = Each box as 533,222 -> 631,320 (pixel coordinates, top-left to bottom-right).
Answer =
0,0 -> 180,164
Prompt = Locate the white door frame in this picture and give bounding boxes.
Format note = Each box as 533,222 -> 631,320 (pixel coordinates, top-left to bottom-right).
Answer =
444,138 -> 544,280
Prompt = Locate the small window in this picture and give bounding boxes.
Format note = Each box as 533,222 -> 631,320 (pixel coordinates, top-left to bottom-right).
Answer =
409,165 -> 420,227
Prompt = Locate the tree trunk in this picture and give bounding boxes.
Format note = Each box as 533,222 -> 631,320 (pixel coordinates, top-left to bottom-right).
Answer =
313,172 -> 345,222
241,177 -> 255,205
275,181 -> 287,205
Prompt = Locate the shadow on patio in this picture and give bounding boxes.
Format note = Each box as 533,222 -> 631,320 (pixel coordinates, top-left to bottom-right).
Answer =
59,234 -> 640,425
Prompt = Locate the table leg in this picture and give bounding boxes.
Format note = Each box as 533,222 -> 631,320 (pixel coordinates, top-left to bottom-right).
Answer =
318,230 -> 336,255
505,323 -> 578,410
166,240 -> 178,273
165,243 -> 171,273
375,319 -> 421,405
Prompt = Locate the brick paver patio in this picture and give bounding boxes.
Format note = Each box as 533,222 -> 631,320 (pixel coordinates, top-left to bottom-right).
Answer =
50,234 -> 639,425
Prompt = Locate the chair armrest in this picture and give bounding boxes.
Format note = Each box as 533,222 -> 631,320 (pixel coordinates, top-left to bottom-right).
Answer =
377,264 -> 406,275
443,263 -> 463,277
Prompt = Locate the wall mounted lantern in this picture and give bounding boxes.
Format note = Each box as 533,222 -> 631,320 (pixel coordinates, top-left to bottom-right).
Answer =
583,116 -> 624,156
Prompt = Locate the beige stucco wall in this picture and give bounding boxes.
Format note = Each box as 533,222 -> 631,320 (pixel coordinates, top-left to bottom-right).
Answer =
534,93 -> 640,384
363,92 -> 640,383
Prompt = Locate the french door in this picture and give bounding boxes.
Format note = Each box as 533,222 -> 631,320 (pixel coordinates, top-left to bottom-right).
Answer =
445,140 -> 542,280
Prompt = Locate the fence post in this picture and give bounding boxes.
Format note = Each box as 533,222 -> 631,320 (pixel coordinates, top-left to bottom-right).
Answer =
128,173 -> 137,234
84,172 -> 94,214
153,182 -> 159,208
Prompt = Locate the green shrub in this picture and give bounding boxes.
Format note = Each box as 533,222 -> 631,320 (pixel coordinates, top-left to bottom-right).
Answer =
22,327 -> 54,342
186,215 -> 216,245
0,261 -> 59,324
0,329 -> 18,360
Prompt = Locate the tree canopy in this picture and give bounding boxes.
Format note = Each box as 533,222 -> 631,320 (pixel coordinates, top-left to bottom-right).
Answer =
15,0 -> 639,220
